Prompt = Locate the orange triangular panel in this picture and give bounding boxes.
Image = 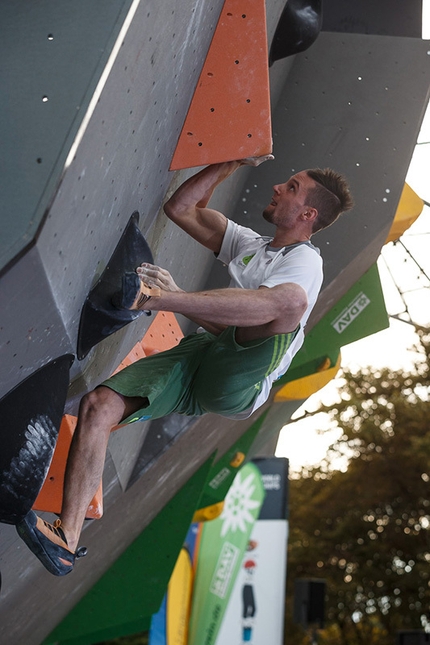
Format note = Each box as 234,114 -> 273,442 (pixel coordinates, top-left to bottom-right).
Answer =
170,0 -> 272,170
33,415 -> 103,518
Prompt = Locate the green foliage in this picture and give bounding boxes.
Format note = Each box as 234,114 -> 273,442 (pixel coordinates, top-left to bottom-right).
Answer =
285,327 -> 430,645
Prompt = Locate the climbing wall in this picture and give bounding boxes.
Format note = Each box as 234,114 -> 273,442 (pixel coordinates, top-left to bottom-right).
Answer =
0,1 -> 428,643
0,0 -> 226,403
229,31 -> 430,326
170,0 -> 272,169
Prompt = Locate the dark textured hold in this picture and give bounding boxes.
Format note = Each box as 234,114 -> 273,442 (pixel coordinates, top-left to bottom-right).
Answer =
269,0 -> 322,66
111,272 -> 141,310
77,212 -> 154,359
0,355 -> 74,524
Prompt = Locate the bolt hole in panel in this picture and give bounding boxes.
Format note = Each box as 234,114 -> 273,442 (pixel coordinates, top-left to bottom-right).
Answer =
170,0 -> 272,170
77,212 -> 154,360
0,354 -> 74,524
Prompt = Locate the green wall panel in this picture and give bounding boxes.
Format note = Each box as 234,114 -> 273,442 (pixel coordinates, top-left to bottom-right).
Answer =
277,263 -> 389,385
197,409 -> 269,511
44,455 -> 215,645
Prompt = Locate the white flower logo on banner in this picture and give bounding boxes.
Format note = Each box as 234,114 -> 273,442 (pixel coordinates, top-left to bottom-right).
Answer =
220,470 -> 261,537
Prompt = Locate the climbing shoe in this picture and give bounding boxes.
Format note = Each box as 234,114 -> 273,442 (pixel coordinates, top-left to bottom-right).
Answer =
112,272 -> 160,310
16,511 -> 87,576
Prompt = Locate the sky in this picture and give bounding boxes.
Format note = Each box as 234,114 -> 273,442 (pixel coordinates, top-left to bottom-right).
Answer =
276,15 -> 430,470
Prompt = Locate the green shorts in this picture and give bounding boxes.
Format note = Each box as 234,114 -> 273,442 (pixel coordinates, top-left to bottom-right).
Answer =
102,326 -> 296,423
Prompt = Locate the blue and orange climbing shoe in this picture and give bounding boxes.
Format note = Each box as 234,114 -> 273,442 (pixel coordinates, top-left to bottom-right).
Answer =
16,511 -> 87,576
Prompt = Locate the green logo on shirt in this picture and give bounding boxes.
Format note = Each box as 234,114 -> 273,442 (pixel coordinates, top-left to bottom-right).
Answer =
242,254 -> 255,266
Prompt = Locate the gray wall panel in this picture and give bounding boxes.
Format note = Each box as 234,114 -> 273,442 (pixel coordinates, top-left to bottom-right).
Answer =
37,0 -> 224,379
0,0 -> 133,272
322,0 -> 423,37
232,32 -> 430,324
0,0 -> 227,402
0,246 -> 73,399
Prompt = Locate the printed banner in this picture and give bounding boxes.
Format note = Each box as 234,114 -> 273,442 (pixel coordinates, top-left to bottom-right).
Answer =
187,462 -> 265,645
214,520 -> 288,644
215,457 -> 289,645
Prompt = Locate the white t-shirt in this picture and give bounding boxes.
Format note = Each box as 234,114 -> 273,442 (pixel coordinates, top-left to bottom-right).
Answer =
216,219 -> 323,418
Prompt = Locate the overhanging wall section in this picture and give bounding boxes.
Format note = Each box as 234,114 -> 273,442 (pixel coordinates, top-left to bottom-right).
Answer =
231,32 -> 430,325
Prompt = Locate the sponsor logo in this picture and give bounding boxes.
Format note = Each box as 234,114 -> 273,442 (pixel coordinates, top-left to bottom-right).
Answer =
262,473 -> 281,490
209,467 -> 231,489
210,542 -> 239,598
241,254 -> 255,266
331,292 -> 371,334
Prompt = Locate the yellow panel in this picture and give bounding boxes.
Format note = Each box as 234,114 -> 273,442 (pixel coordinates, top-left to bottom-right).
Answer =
167,548 -> 193,645
192,501 -> 225,523
385,183 -> 424,243
230,451 -> 245,467
274,354 -> 341,401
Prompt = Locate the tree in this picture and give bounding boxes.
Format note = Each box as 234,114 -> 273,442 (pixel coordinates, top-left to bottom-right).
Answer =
284,327 -> 430,645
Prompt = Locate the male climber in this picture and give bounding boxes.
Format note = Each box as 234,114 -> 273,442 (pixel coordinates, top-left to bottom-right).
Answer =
17,157 -> 353,575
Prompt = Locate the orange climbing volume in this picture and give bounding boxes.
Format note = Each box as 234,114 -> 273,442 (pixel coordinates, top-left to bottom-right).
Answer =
33,415 -> 103,519
170,0 -> 272,170
33,312 -> 184,517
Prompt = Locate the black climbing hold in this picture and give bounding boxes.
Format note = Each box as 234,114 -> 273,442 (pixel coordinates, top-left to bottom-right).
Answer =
111,272 -> 141,310
0,354 -> 74,525
77,212 -> 154,360
269,0 -> 322,66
